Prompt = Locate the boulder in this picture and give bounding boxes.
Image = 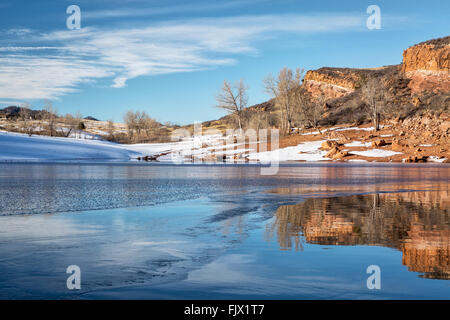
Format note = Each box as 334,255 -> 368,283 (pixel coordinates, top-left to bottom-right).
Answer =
372,139 -> 387,147
332,151 -> 349,160
391,141 -> 406,152
326,146 -> 340,158
321,140 -> 340,150
404,156 -> 428,163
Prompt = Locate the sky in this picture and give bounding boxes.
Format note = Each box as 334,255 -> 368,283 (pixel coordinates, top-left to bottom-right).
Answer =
0,0 -> 448,124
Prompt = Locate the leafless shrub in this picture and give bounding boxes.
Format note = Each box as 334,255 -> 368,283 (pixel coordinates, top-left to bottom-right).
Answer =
264,68 -> 304,135
295,90 -> 325,134
43,100 -> 58,136
216,79 -> 248,132
361,78 -> 385,131
123,110 -> 164,143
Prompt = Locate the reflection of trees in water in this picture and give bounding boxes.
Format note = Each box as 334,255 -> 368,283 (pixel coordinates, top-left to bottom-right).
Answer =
268,192 -> 450,279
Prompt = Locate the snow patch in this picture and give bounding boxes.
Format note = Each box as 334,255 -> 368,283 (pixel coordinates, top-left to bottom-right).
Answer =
350,149 -> 402,158
248,140 -> 328,162
344,141 -> 371,147
428,156 -> 447,163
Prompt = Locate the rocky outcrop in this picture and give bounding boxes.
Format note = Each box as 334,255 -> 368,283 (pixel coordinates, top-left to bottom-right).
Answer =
303,66 -> 398,100
372,139 -> 387,147
302,36 -> 449,112
320,140 -> 340,150
303,68 -> 359,99
402,36 -> 450,73
401,36 -> 450,94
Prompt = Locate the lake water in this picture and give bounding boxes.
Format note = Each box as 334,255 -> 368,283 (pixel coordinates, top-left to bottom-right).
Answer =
0,163 -> 449,299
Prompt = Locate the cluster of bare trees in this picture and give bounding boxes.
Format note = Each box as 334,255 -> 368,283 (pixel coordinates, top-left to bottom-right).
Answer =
43,101 -> 85,137
216,67 -> 326,135
123,110 -> 160,142
5,100 -> 87,137
61,111 -> 85,137
264,68 -> 304,134
4,101 -> 164,143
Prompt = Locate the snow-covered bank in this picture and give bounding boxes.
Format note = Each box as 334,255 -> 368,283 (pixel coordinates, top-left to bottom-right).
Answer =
0,131 -> 140,161
1,128 -> 446,164
0,131 -> 250,162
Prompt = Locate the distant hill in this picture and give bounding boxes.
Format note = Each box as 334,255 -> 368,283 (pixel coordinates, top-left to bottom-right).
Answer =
0,106 -> 54,120
0,107 -> 102,122
84,116 -> 100,121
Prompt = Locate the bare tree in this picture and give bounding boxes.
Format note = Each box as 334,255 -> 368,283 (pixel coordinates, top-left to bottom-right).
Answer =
18,104 -> 32,135
62,113 -> 76,137
362,78 -> 385,131
106,119 -> 115,140
216,79 -> 248,132
264,68 -> 304,134
18,105 -> 30,121
247,109 -> 269,132
296,90 -> 324,134
44,100 -> 58,136
124,110 -> 137,137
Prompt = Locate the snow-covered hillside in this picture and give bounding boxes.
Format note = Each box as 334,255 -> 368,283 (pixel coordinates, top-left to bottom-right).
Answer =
0,131 -> 141,161
0,131 -> 248,162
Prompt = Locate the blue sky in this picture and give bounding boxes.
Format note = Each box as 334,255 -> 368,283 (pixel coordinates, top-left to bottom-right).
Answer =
0,0 -> 448,124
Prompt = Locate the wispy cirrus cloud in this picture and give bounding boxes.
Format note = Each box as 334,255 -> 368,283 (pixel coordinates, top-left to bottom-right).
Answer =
0,13 -> 367,101
83,0 -> 268,19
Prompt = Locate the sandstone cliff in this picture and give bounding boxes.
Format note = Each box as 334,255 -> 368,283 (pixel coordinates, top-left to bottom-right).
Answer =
304,36 -> 449,99
401,36 -> 450,94
300,36 -> 449,126
303,66 -> 395,99
402,36 -> 450,73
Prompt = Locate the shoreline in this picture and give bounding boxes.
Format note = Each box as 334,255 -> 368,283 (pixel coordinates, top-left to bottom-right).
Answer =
1,115 -> 449,164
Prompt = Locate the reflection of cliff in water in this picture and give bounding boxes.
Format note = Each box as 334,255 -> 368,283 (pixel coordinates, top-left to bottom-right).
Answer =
267,191 -> 450,279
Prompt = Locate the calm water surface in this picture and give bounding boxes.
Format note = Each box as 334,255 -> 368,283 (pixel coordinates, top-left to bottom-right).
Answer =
0,163 -> 449,299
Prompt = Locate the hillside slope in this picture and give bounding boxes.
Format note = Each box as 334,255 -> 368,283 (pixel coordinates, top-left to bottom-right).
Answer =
200,36 -> 449,131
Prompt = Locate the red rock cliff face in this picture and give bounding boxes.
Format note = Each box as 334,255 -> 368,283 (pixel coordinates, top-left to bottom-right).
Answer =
302,36 -> 449,100
401,36 -> 450,94
303,68 -> 358,99
302,66 -> 395,100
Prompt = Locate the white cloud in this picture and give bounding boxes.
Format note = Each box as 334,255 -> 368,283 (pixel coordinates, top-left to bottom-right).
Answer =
0,13 -> 366,100
83,0 -> 269,20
